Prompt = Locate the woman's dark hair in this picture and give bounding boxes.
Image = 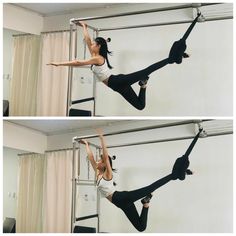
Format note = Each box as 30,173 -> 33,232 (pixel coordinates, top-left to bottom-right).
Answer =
108,155 -> 117,172
95,37 -> 113,69
108,155 -> 117,186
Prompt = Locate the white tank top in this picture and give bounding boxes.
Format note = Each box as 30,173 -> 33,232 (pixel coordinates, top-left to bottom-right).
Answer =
91,61 -> 112,82
97,177 -> 116,198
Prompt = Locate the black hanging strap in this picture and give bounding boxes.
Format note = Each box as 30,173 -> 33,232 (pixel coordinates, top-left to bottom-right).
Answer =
184,128 -> 203,157
182,12 -> 201,41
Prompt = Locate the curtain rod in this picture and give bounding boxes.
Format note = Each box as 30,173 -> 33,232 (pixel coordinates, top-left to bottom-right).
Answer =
18,152 -> 44,156
45,147 -> 78,153
12,29 -> 74,37
18,147 -> 78,156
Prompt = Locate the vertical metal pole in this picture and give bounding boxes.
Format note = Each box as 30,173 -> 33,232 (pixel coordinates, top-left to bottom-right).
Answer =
87,155 -> 90,180
66,23 -> 74,116
96,148 -> 101,232
77,143 -> 81,177
75,25 -> 78,59
92,30 -> 99,116
83,39 -> 87,60
71,141 -> 77,232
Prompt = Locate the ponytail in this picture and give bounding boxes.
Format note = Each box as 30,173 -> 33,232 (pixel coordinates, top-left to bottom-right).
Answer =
108,155 -> 117,186
95,37 -> 113,69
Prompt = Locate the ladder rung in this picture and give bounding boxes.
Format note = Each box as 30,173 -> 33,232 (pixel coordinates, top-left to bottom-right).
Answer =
77,182 -> 96,186
76,214 -> 99,221
73,65 -> 91,69
72,97 -> 95,105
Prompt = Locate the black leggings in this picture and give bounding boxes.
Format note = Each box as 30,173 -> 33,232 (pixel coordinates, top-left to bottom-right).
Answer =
111,174 -> 173,232
107,58 -> 169,110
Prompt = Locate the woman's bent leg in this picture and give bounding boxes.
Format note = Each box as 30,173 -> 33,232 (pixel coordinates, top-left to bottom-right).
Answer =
121,204 -> 149,232
119,86 -> 146,110
112,191 -> 149,232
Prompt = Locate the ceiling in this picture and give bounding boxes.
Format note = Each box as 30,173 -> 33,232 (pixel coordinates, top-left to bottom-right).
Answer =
6,120 -> 134,135
5,120 -> 187,136
10,3 -> 125,17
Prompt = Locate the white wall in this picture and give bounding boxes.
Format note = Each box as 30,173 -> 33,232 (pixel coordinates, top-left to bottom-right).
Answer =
3,121 -> 47,153
43,3 -> 233,116
3,3 -> 43,101
96,20 -> 232,116
3,147 -> 21,219
3,4 -> 43,35
3,29 -> 23,100
46,121 -> 233,233
101,134 -> 232,233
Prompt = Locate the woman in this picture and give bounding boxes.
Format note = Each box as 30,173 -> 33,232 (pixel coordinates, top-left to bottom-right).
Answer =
47,21 -> 189,110
80,130 -> 192,232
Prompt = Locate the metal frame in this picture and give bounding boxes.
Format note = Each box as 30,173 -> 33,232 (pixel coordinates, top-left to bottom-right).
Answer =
70,3 -> 221,24
67,3 -> 232,116
70,120 -> 233,232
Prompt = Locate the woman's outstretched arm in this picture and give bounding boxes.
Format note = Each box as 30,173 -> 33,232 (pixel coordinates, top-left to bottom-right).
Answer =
80,139 -> 97,172
47,57 -> 100,67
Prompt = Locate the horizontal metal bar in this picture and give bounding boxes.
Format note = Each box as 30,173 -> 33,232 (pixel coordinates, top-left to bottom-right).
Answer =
73,120 -> 204,141
202,15 -> 233,22
71,3 -> 220,24
73,140 -> 100,149
106,131 -> 233,149
72,97 -> 95,105
74,65 -> 91,69
76,214 -> 99,221
107,135 -> 196,149
99,19 -> 195,32
204,131 -> 233,138
78,179 -> 96,182
98,16 -> 233,32
77,182 -> 96,186
41,25 -> 96,34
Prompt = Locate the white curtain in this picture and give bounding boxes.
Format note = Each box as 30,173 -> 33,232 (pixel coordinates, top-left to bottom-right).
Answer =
16,153 -> 45,233
43,150 -> 72,233
37,32 -> 70,116
10,35 -> 41,116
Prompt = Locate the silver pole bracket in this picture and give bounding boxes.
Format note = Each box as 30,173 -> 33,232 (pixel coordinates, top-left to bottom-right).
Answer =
70,18 -> 76,25
73,137 -> 79,143
197,8 -> 206,22
197,123 -> 207,137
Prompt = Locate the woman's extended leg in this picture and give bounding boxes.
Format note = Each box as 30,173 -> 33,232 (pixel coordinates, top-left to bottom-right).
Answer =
126,174 -> 173,203
121,58 -> 169,86
108,58 -> 169,90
